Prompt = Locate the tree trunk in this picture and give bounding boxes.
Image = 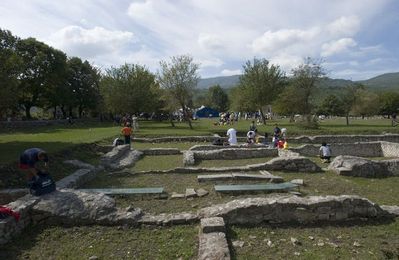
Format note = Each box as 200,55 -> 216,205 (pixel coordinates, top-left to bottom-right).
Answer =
346,115 -> 349,126
289,114 -> 294,122
60,106 -> 67,118
24,105 -> 32,119
259,109 -> 266,125
182,107 -> 193,129
78,106 -> 83,118
68,106 -> 73,117
53,106 -> 57,119
169,113 -> 175,127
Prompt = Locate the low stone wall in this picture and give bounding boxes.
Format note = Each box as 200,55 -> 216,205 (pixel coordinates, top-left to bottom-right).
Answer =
198,195 -> 393,225
291,134 -> 399,144
134,134 -> 399,144
192,147 -> 278,161
290,142 -> 383,157
380,141 -> 399,157
101,145 -> 143,170
149,156 -> 321,174
189,144 -> 267,151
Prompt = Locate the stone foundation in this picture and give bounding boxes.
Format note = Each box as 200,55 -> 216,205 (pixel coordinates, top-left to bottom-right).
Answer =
198,195 -> 393,225
133,134 -> 399,144
290,141 -> 399,158
328,155 -> 399,177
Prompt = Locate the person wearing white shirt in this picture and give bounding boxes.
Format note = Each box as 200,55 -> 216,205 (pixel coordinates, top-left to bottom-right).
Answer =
226,128 -> 237,145
319,142 -> 332,163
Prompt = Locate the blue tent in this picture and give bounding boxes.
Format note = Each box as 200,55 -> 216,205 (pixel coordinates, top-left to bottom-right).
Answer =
194,106 -> 219,118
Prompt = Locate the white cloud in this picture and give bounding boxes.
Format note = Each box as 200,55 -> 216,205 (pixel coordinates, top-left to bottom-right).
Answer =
327,16 -> 360,37
198,33 -> 223,50
251,28 -> 319,54
321,38 -> 357,57
221,69 -> 241,76
269,54 -> 303,74
49,25 -> 135,59
196,58 -> 224,68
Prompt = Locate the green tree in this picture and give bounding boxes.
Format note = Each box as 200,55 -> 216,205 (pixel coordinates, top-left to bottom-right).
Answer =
206,85 -> 229,112
0,29 -> 21,118
17,37 -> 67,119
317,94 -> 345,117
101,63 -> 159,116
379,91 -> 399,116
238,58 -> 285,124
290,58 -> 325,126
352,89 -> 380,118
341,83 -> 365,125
273,84 -> 305,122
157,55 -> 200,129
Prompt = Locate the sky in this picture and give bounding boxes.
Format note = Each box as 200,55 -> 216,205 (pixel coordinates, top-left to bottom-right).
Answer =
0,0 -> 398,80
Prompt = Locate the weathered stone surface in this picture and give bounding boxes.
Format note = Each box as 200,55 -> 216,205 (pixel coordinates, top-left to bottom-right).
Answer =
291,179 -> 304,186
138,213 -> 198,225
63,159 -> 95,170
171,192 -> 185,199
0,189 -> 29,204
196,188 -> 209,197
328,155 -> 392,178
198,232 -> 230,260
185,188 -> 197,198
183,151 -> 195,166
198,195 -> 391,225
109,150 -> 143,170
200,217 -> 225,233
56,168 -> 93,189
380,205 -> 399,216
101,144 -> 130,164
31,189 -> 142,225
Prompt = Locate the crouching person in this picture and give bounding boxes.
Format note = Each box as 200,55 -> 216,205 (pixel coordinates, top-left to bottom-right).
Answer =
319,142 -> 332,163
19,148 -> 56,196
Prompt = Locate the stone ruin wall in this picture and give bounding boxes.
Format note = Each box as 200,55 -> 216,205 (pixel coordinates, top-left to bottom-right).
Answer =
134,134 -> 399,144
2,193 -> 397,245
291,142 -> 384,157
198,195 -> 393,225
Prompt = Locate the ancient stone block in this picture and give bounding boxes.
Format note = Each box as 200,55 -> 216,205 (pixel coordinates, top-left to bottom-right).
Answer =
200,217 -> 225,233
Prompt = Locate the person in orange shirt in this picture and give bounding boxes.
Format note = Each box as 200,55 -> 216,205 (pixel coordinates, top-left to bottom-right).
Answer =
121,122 -> 133,145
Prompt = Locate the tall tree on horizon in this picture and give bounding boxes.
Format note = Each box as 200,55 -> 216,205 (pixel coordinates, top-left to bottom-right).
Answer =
238,58 -> 285,124
157,55 -> 200,129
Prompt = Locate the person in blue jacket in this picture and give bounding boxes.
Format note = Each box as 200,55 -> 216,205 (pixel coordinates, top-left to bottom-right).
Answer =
19,148 -> 49,180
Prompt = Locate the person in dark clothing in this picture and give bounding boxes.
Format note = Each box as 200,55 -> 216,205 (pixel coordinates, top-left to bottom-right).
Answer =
19,148 -> 49,180
249,121 -> 257,132
273,124 -> 281,138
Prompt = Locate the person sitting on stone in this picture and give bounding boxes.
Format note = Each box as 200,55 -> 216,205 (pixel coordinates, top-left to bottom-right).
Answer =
319,142 -> 332,163
246,130 -> 256,145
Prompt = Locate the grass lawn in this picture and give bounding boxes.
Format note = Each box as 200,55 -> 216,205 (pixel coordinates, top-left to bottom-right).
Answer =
0,224 -> 198,260
229,219 -> 399,259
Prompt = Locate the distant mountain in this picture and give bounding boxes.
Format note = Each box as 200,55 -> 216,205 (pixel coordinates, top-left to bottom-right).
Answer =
198,72 -> 399,91
198,75 -> 240,89
359,72 -> 399,90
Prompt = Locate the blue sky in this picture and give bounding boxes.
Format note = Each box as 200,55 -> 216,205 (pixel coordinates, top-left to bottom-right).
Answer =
0,0 -> 398,80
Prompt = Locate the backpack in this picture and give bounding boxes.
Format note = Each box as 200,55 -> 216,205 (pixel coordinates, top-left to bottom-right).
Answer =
29,172 -> 56,196
212,138 -> 223,146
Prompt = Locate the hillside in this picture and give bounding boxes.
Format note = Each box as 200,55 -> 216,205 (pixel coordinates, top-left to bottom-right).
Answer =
198,75 -> 240,89
359,72 -> 399,89
198,72 -> 399,91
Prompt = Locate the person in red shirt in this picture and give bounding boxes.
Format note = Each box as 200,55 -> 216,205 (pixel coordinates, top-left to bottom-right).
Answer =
121,122 -> 133,145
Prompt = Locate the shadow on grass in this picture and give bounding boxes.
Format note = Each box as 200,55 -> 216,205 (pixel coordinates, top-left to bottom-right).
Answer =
0,141 -> 108,188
